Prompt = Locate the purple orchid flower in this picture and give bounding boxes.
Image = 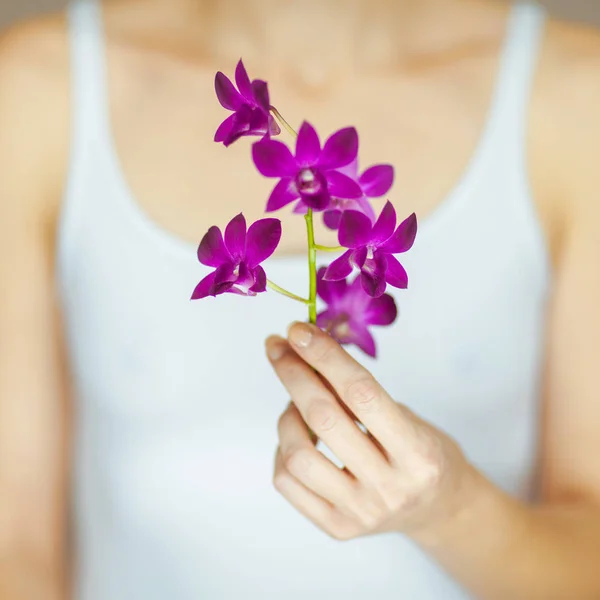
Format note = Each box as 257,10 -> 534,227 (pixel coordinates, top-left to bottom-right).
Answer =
317,268 -> 397,358
214,60 -> 281,147
192,214 -> 281,299
252,121 -> 363,213
324,201 -> 417,298
322,158 -> 395,230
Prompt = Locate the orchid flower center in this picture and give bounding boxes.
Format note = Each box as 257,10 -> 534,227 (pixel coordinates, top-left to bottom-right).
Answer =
329,313 -> 351,340
296,168 -> 323,196
366,246 -> 375,260
233,264 -> 240,277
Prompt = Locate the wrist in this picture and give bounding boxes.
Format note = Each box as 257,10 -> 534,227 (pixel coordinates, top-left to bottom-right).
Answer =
409,464 -> 522,551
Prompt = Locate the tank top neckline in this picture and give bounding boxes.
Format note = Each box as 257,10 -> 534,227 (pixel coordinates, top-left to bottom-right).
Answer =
74,0 -> 545,263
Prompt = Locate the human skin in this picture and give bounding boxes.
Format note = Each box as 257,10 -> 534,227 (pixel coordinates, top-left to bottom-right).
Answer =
1,0 -> 600,598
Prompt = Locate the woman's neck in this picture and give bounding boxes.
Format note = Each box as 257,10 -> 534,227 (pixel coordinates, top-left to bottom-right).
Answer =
141,0 -> 507,91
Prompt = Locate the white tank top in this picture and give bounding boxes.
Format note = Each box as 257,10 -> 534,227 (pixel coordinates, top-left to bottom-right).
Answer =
58,1 -> 550,598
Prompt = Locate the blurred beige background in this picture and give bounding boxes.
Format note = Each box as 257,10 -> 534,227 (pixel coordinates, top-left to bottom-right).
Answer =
0,0 -> 600,28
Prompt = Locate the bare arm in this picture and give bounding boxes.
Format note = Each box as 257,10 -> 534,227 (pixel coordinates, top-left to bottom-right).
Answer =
0,19 -> 71,600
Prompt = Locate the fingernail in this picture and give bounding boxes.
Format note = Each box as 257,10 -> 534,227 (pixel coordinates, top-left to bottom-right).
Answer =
288,322 -> 313,348
266,337 -> 287,361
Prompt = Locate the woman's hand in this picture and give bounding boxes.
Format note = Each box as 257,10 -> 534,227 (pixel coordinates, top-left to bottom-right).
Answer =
266,322 -> 484,543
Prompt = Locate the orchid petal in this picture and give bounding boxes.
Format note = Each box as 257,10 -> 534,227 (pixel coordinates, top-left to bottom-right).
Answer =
268,115 -> 282,137
245,218 -> 282,267
235,60 -> 254,102
351,246 -> 368,269
337,157 -> 360,180
197,226 -> 231,267
210,263 -> 237,296
359,165 -> 394,198
247,108 -> 271,136
316,267 -> 331,303
346,326 -> 377,358
252,140 -> 297,177
300,188 -> 331,212
296,121 -> 321,165
249,265 -> 267,294
191,271 -> 216,300
365,293 -> 398,326
384,254 -> 409,289
371,201 -> 397,245
381,213 -> 418,254
317,267 -> 347,304
323,250 -> 353,281
361,272 -> 387,298
360,254 -> 388,298
318,127 -> 359,169
338,210 -> 372,248
234,261 -> 256,292
214,72 -> 243,111
224,213 -> 247,258
293,201 -> 308,215
266,178 -> 299,212
323,209 -> 342,230
222,104 -> 253,146
225,286 -> 247,296
316,309 -> 336,332
326,171 -> 363,200
352,196 -> 377,224
213,263 -> 237,286
214,113 -> 237,144
251,79 -> 270,113
346,273 -> 371,303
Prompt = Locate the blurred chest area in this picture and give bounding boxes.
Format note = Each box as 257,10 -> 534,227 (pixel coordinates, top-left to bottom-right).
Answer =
62,189 -> 548,498
109,53 -> 495,253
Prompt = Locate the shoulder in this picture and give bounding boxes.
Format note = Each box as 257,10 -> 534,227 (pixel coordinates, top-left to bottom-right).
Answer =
0,13 -> 71,226
538,16 -> 600,133
531,15 -> 600,252
536,17 -> 600,174
543,14 -> 600,66
0,12 -> 70,104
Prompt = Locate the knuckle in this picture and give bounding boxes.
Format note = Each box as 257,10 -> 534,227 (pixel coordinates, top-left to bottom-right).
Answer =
309,335 -> 339,364
272,472 -> 292,494
377,478 -> 405,512
416,460 -> 444,490
276,405 -> 294,437
282,447 -> 313,477
276,353 -> 304,380
356,505 -> 384,531
305,398 -> 338,433
327,523 -> 357,542
345,376 -> 381,413
376,481 -> 420,515
344,491 -> 388,531
392,492 -> 420,514
325,512 -> 359,541
413,437 -> 446,490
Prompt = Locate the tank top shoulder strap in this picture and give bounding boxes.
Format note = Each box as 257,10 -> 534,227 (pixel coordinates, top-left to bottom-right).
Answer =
67,0 -> 109,147
491,2 -> 550,279
492,2 -> 546,137
59,0 -> 109,283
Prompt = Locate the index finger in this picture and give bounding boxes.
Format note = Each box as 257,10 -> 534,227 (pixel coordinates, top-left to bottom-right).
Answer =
286,322 -> 420,457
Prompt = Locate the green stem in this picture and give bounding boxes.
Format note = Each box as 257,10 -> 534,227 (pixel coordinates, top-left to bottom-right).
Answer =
267,280 -> 310,305
314,244 -> 345,252
305,210 -> 318,325
269,106 -> 297,138
268,107 -> 318,324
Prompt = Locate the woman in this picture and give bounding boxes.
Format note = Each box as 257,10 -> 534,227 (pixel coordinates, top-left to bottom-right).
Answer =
1,0 -> 599,597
